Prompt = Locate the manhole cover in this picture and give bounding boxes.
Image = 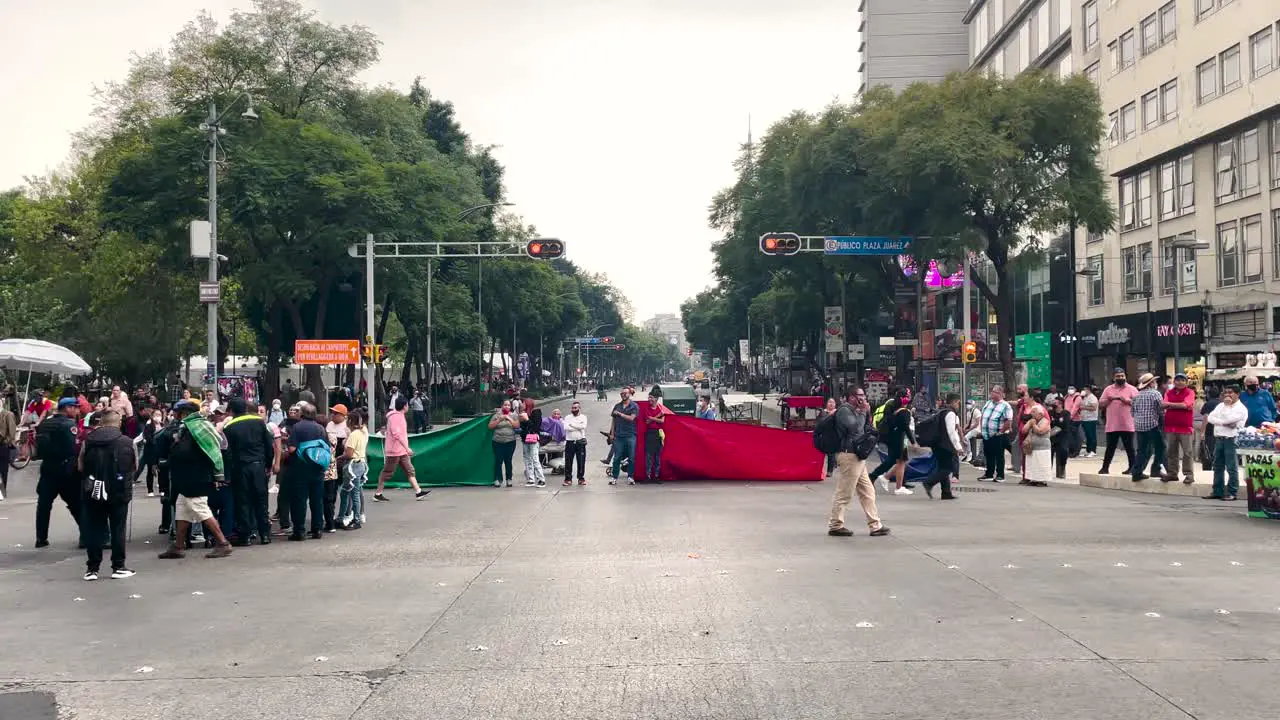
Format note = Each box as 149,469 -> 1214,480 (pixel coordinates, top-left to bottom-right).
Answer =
953,486 -> 998,493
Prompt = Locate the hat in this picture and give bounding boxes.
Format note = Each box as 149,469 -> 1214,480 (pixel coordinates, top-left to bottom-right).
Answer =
1174,372 -> 1188,380
331,404 -> 349,415
173,400 -> 199,414
57,397 -> 79,409
1137,373 -> 1156,389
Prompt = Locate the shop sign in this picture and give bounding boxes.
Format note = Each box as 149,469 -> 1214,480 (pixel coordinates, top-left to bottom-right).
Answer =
1155,321 -> 1199,338
1095,322 -> 1131,349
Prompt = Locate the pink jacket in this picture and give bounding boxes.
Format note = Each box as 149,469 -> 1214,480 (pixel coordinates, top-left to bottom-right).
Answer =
384,409 -> 411,457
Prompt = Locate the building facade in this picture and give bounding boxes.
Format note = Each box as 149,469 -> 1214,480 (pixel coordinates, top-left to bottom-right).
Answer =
642,313 -> 687,355
859,0 -> 971,95
1073,0 -> 1280,377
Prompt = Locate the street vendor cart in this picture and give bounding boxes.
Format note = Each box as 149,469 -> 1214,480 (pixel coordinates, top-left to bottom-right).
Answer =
720,393 -> 765,425
778,395 -> 823,431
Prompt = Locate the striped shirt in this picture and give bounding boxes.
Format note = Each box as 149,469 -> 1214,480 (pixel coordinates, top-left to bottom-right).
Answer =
979,400 -> 1012,439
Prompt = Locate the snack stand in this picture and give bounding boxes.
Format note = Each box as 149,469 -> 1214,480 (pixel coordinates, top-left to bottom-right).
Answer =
778,395 -> 824,431
719,393 -> 765,425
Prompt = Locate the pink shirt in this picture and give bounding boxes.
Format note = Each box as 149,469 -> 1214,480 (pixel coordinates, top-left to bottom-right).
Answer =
1163,386 -> 1195,434
384,409 -> 411,457
1099,383 -> 1138,433
1064,393 -> 1082,421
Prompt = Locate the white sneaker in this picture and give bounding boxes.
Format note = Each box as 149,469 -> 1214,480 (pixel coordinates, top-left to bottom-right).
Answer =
493,480 -> 502,488
360,513 -> 366,524
83,571 -> 98,581
147,492 -> 154,498
525,479 -> 537,486
878,476 -> 889,492
111,568 -> 136,579
627,478 -> 636,485
342,512 -> 354,525
269,486 -> 279,494
608,479 -> 617,486
894,487 -> 913,495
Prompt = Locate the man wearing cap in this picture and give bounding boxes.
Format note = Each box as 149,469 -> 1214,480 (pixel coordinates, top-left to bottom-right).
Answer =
33,397 -> 83,547
1161,372 -> 1197,484
222,397 -> 276,546
1098,368 -> 1138,475
323,405 -> 351,532
158,400 -> 233,558
1130,373 -> 1166,482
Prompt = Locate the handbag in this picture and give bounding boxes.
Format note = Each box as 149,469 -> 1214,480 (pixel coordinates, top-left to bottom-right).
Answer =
524,433 -> 539,444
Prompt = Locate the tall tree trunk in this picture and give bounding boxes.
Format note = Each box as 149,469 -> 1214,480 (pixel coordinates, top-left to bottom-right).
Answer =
264,302 -> 282,404
400,338 -> 415,390
375,293 -> 394,344
970,249 -> 1017,390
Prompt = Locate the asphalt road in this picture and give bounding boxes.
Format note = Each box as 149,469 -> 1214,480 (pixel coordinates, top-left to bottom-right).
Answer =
1,391 -> 1277,719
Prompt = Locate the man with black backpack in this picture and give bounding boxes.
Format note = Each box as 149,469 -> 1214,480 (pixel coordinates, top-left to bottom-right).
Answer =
920,393 -> 965,500
78,410 -> 137,580
818,386 -> 891,538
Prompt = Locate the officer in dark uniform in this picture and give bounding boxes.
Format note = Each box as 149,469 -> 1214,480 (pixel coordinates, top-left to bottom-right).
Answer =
34,397 -> 83,547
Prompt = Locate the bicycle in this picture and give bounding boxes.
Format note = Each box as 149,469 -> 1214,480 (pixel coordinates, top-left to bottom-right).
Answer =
10,425 -> 35,470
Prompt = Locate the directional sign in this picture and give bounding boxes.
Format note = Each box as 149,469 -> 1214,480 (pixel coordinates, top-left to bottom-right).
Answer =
823,236 -> 912,255
198,281 -> 221,304
295,339 -> 361,365
576,336 -> 614,345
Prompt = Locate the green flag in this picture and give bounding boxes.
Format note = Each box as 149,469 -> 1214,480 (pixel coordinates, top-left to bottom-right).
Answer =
365,416 -> 496,487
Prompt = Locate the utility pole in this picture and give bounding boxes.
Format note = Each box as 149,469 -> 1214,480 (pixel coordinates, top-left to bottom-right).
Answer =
364,234 -> 376,431
205,100 -> 219,394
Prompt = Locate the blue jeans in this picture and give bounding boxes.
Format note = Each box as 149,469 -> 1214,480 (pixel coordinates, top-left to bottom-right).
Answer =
340,460 -> 366,524
1212,437 -> 1239,497
611,435 -> 636,480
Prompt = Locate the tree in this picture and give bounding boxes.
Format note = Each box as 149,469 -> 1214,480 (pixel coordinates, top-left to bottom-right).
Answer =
856,71 -> 1113,383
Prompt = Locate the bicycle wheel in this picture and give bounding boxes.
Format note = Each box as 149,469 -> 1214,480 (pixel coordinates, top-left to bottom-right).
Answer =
10,450 -> 30,470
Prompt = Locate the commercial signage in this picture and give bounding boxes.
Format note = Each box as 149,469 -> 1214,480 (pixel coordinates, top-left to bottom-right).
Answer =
295,339 -> 361,365
739,338 -> 750,360
1077,307 -> 1204,356
823,306 -> 844,352
823,236 -> 912,255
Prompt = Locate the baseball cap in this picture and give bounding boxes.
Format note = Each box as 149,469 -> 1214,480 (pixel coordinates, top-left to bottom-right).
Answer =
1174,372 -> 1188,380
173,400 -> 199,413
57,397 -> 79,409
331,404 -> 349,415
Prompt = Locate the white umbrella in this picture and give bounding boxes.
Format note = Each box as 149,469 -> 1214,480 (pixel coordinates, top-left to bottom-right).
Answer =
0,338 -> 92,375
0,339 -> 91,410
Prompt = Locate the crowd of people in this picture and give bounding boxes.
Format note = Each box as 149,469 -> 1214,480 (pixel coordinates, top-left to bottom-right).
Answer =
0,381 -> 433,582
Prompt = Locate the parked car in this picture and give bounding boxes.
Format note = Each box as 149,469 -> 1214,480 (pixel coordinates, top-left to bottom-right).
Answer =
657,383 -> 697,416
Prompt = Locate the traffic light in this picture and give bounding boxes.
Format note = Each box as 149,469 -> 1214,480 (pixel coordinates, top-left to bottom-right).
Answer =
600,336 -> 614,344
962,341 -> 978,364
526,238 -> 565,259
686,347 -> 692,357
759,232 -> 801,256
362,344 -> 388,363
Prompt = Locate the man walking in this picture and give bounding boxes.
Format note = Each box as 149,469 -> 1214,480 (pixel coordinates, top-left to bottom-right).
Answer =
1098,368 -> 1137,475
222,398 -> 275,546
563,401 -> 588,486
827,386 -> 890,537
977,386 -> 1013,483
34,398 -> 83,547
608,388 -> 640,486
1161,372 -> 1197,485
923,393 -> 964,500
158,400 -> 233,558
1130,373 -> 1165,481
78,410 -> 137,580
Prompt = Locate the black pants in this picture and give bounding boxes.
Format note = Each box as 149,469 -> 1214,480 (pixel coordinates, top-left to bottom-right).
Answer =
83,500 -> 129,572
1052,443 -> 1069,478
564,439 -> 587,481
926,447 -> 958,497
158,466 -> 173,532
412,410 -> 427,433
1101,431 -> 1135,473
868,452 -> 899,480
0,443 -> 11,492
1133,428 -> 1165,477
287,467 -> 325,535
35,471 -> 81,543
232,462 -> 271,541
981,435 -> 1008,479
135,460 -> 157,494
323,478 -> 339,530
277,476 -> 292,530
493,441 -> 516,482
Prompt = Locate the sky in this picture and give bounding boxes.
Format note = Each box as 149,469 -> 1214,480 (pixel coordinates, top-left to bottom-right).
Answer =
0,0 -> 862,322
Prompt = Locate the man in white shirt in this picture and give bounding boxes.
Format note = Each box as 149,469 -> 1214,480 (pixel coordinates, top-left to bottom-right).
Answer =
1205,385 -> 1248,501
109,386 -> 134,419
562,401 -> 589,486
923,393 -> 965,500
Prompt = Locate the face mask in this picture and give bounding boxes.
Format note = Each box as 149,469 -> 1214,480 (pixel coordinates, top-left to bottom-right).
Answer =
1246,386 -> 1258,392
1114,379 -> 1125,386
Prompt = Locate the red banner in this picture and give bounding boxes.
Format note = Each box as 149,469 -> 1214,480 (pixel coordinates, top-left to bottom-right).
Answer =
634,404 -> 824,481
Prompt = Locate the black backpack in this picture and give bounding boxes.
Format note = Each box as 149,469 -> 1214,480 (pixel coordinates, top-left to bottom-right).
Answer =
916,409 -> 949,449
812,412 -> 844,455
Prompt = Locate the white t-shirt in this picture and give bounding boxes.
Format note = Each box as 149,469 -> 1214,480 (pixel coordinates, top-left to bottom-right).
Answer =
326,421 -> 351,446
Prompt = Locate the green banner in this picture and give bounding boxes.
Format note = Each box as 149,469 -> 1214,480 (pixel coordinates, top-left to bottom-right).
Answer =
365,416 -> 495,488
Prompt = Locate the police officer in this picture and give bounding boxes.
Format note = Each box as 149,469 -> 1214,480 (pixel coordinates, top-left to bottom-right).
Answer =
34,398 -> 83,548
221,397 -> 275,546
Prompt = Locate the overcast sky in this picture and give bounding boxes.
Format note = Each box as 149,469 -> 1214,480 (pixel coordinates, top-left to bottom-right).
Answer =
0,0 -> 861,321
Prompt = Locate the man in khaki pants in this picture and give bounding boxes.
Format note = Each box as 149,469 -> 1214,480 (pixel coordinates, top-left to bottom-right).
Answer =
828,386 -> 892,538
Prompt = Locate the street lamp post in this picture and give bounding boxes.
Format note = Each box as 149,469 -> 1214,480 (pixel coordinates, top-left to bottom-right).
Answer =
580,323 -> 614,391
1168,235 -> 1210,375
1126,289 -> 1154,373
199,94 -> 257,393
449,202 -> 512,411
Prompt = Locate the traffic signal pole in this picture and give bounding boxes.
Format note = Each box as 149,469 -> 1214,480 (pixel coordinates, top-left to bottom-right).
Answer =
365,233 -> 377,431
962,258 -> 971,409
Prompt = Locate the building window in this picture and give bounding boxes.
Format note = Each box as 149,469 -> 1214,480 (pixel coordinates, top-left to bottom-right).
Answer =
1084,1 -> 1099,50
1087,230 -> 1103,244
1220,45 -> 1242,92
1160,80 -> 1178,122
1243,215 -> 1262,284
1120,175 -> 1137,230
1141,15 -> 1159,55
1273,210 -> 1280,278
1085,61 -> 1100,86
1216,129 -> 1260,204
1142,90 -> 1160,129
1123,244 -> 1153,296
1251,27 -> 1274,78
1141,244 -> 1153,294
1058,53 -> 1074,78
1197,58 -> 1217,103
1058,0 -> 1071,38
1218,219 -> 1238,286
1108,110 -> 1120,146
1120,102 -> 1137,141
1160,240 -> 1197,295
1196,0 -> 1215,21
1036,6 -> 1050,57
1087,254 -> 1104,306
1272,120 -> 1280,189
1120,30 -> 1135,69
1159,154 -> 1196,219
973,12 -> 989,55
1159,2 -> 1177,43
1138,170 -> 1153,227
992,0 -> 1005,32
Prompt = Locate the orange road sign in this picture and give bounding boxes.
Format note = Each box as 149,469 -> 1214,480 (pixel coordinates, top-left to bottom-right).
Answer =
295,339 -> 361,365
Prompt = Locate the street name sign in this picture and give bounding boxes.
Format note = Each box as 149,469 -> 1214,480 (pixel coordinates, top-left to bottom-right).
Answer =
295,339 -> 361,365
823,236 -> 912,255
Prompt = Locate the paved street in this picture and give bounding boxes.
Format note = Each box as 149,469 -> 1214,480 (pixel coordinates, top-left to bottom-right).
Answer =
1,393 -> 1277,719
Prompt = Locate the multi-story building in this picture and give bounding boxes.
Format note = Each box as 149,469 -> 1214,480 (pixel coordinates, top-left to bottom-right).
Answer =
1074,0 -> 1280,379
859,0 -> 971,95
642,313 -> 686,355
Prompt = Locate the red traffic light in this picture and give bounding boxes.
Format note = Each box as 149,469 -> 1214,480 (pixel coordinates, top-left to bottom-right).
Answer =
526,238 -> 565,259
600,336 -> 613,344
962,341 -> 978,364
759,232 -> 801,256
616,344 -> 625,350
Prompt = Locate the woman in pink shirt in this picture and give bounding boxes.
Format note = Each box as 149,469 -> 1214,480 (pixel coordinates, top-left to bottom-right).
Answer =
373,396 -> 429,502
1098,368 -> 1138,475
